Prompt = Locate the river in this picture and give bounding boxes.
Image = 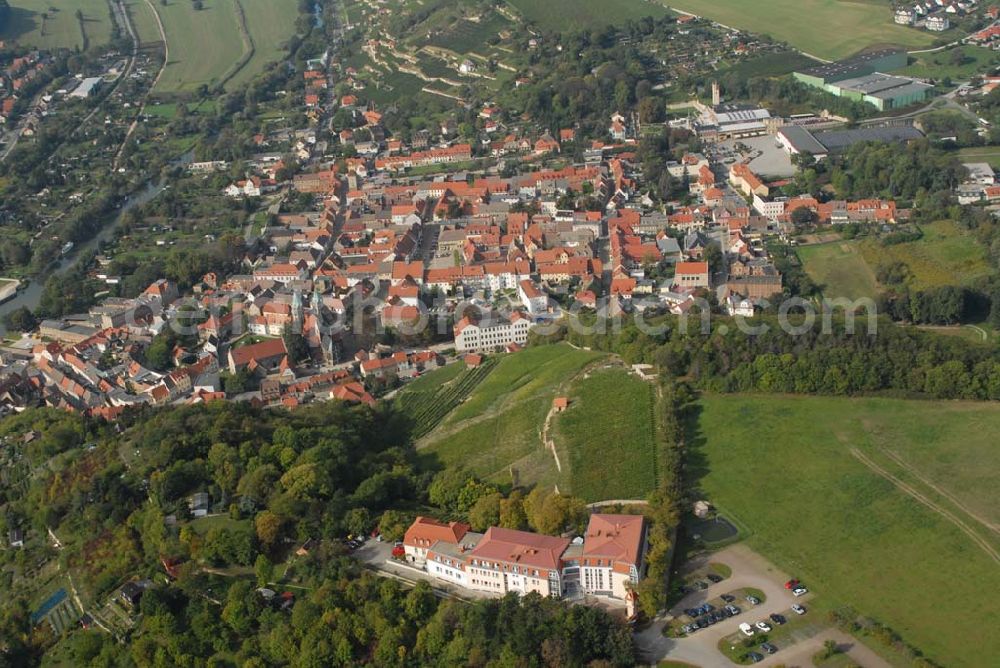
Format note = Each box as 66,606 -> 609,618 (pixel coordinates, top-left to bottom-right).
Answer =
0,177 -> 168,337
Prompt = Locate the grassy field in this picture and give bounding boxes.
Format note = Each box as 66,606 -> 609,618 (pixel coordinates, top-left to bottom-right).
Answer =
858,220 -> 992,291
153,0 -> 245,93
719,51 -> 821,80
124,0 -> 162,47
554,367 -> 659,501
505,0 -> 668,31
225,0 -> 298,89
424,12 -> 512,54
150,0 -> 297,93
797,241 -> 878,300
693,394 -> 1000,667
799,221 -> 992,298
418,344 -> 604,491
0,0 -> 113,50
895,44 -> 999,81
661,0 -> 935,61
954,146 -> 1000,169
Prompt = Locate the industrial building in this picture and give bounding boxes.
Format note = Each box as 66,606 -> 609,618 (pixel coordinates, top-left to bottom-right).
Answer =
793,49 -> 931,111
69,77 -> 103,99
821,73 -> 933,111
793,49 -> 909,88
694,104 -> 776,140
777,125 -> 925,158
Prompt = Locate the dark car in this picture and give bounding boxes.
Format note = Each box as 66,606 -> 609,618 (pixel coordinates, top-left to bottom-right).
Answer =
685,608 -> 700,618
761,642 -> 778,655
701,603 -> 715,613
706,573 -> 723,583
769,613 -> 786,625
696,619 -> 708,629
747,652 -> 764,663
721,594 -> 736,603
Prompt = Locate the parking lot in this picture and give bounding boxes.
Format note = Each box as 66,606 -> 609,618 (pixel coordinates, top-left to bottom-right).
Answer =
634,544 -> 891,667
716,135 -> 797,178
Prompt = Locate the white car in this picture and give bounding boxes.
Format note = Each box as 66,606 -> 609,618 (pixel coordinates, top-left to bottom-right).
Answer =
791,604 -> 806,615
793,587 -> 809,597
739,622 -> 755,637
755,621 -> 772,632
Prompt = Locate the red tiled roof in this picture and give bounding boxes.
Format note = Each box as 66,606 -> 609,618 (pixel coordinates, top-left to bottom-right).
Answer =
470,527 -> 570,571
675,261 -> 708,275
229,338 -> 288,368
404,516 -> 471,548
582,513 -> 645,568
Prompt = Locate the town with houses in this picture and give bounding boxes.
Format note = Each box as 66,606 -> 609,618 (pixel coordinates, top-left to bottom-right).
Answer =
5,0 -> 1000,665
0,47 -> 961,419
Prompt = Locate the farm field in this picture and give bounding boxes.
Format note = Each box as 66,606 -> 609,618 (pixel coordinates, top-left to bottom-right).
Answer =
799,221 -> 992,298
693,393 -> 1000,668
423,12 -> 513,54
554,367 -> 658,501
417,344 -> 604,492
660,0 -> 935,61
505,0 -> 668,31
395,360 -> 497,440
0,0 -> 113,50
796,241 -> 878,300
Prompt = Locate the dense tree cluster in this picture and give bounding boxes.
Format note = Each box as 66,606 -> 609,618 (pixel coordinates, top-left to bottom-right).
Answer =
0,396 -> 636,667
535,313 -> 1000,401
46,560 -> 633,667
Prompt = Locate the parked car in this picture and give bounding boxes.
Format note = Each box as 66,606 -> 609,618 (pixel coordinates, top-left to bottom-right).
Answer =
792,604 -> 807,615
755,621 -> 772,632
685,608 -> 700,618
747,651 -> 764,663
784,579 -> 800,590
769,613 -> 786,625
793,587 -> 809,597
725,604 -> 741,616
721,594 -> 735,603
746,595 -> 761,605
706,573 -> 723,583
739,622 -> 755,637
761,642 -> 778,654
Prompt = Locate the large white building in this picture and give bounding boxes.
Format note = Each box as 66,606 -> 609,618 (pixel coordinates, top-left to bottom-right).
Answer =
453,311 -> 532,352
518,280 -> 549,315
408,513 -> 647,601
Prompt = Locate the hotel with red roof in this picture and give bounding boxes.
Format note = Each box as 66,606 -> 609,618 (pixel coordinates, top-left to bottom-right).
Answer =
404,513 -> 646,600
